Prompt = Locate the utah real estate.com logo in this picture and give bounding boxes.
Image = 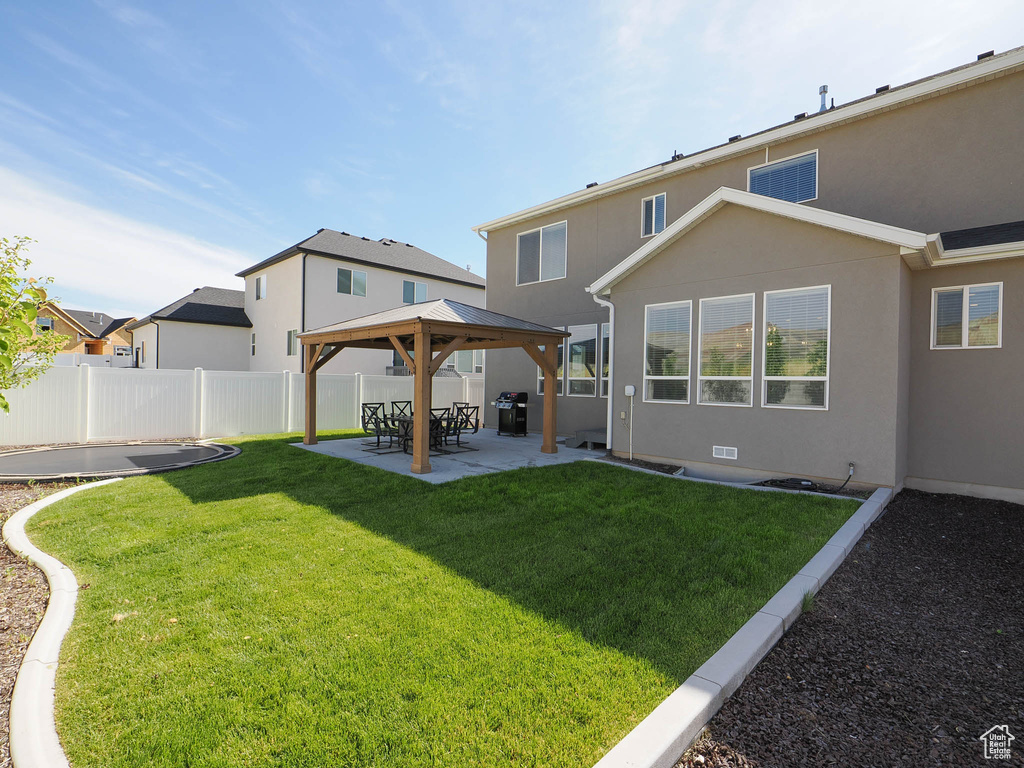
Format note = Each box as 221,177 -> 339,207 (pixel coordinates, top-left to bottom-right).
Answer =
980,725 -> 1014,760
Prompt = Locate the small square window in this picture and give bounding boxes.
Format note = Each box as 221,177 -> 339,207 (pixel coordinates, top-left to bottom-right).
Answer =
931,282 -> 1002,349
517,222 -> 567,285
338,268 -> 367,297
36,317 -> 54,332
403,280 -> 427,304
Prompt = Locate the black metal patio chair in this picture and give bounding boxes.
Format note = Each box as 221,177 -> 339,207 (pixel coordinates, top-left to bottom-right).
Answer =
391,400 -> 412,417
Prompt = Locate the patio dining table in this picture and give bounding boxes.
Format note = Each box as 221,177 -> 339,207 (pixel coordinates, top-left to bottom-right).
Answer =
387,413 -> 448,455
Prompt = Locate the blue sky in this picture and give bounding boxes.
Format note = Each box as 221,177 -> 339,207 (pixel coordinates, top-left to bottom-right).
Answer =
1,0 -> 1022,317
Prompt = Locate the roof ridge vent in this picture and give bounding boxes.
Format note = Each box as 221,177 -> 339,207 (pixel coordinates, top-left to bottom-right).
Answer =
586,182 -> 598,188
728,134 -> 741,142
794,111 -> 807,120
361,236 -> 370,241
341,231 -> 350,236
875,84 -> 890,93
405,243 -> 413,247
978,50 -> 995,60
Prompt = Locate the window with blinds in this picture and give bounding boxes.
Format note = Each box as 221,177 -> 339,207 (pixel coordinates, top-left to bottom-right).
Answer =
644,301 -> 691,403
567,324 -> 598,396
600,323 -> 610,398
698,294 -> 754,405
517,221 -> 567,285
763,285 -> 831,409
748,151 -> 817,203
537,328 -> 564,395
931,282 -> 1002,349
642,193 -> 667,237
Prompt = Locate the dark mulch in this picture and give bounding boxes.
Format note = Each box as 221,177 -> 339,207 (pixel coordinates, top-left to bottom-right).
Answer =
0,483 -> 70,768
677,489 -> 1024,767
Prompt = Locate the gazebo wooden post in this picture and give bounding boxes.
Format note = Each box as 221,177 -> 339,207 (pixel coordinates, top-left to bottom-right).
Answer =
303,343 -> 319,446
542,342 -> 558,454
411,329 -> 432,474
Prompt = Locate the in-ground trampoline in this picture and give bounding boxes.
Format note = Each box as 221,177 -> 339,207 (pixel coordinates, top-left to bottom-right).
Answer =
0,442 -> 240,482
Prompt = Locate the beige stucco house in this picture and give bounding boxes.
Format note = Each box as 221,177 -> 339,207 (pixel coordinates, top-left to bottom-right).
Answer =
37,304 -> 134,357
473,46 -> 1024,502
237,229 -> 486,375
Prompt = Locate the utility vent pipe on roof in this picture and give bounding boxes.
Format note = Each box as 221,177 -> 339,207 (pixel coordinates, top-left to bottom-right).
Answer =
819,85 -> 828,112
978,50 -> 995,60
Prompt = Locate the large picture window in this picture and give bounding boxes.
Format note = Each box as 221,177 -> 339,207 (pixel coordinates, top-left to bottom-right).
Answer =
698,294 -> 754,406
644,301 -> 691,403
748,151 -> 817,203
537,328 -> 564,396
517,221 -> 567,285
567,324 -> 597,396
600,323 -> 610,397
763,285 -> 830,409
931,283 -> 1002,349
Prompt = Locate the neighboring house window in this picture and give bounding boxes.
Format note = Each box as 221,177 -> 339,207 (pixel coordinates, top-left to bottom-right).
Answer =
537,328 -> 564,396
600,323 -> 610,398
113,345 -> 131,356
748,151 -> 817,203
403,280 -> 427,304
286,329 -> 299,357
763,285 -> 831,409
140,341 -> 146,364
698,294 -> 754,406
644,301 -> 691,403
251,333 -> 256,356
931,282 -> 1002,349
36,317 -> 54,332
567,324 -> 597,396
517,221 -> 567,285
641,193 -> 666,237
474,349 -> 484,374
338,268 -> 367,297
255,275 -> 267,300
453,349 -> 481,374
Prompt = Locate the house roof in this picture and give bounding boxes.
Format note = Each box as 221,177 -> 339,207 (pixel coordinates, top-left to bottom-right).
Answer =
60,308 -> 136,339
126,286 -> 251,330
301,298 -> 563,337
474,46 -> 1024,234
939,220 -> 1024,251
588,187 -> 929,295
236,229 -> 486,289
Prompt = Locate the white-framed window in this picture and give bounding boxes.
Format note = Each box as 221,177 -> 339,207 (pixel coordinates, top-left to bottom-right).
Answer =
255,275 -> 267,301
36,317 -> 54,332
762,285 -> 831,409
251,333 -> 256,356
338,268 -> 367,297
748,150 -> 818,204
600,323 -> 610,398
517,221 -> 567,285
931,282 -> 1002,349
474,349 -> 484,374
403,280 -> 427,304
643,301 -> 691,403
641,193 -> 667,237
537,327 -> 564,396
286,329 -> 299,357
698,293 -> 755,406
567,324 -> 597,396
452,349 -> 483,374
113,345 -> 131,356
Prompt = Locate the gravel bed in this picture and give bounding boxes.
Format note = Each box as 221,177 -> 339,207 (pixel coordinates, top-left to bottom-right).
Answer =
677,489 -> 1023,767
0,482 -> 71,768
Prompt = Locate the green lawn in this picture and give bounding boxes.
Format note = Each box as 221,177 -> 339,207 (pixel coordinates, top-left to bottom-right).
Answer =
27,431 -> 858,767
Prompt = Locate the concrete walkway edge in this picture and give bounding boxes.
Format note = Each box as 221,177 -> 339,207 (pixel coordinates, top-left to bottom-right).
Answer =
2,479 -> 123,768
593,486 -> 893,768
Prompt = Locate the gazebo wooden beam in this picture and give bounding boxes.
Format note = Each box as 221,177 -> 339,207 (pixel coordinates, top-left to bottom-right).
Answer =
522,342 -> 556,377
411,330 -> 432,474
428,336 -> 468,376
389,336 -> 416,373
542,342 -> 558,454
313,344 -> 344,372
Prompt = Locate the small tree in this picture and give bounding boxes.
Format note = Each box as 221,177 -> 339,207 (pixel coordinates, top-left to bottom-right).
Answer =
0,236 -> 68,412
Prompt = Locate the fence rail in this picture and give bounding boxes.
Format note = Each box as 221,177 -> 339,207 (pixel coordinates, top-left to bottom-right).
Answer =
0,366 -> 486,447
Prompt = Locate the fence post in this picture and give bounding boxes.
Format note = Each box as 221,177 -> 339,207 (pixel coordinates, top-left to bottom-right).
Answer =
353,372 -> 362,429
282,370 -> 291,434
78,364 -> 90,443
193,368 -> 203,438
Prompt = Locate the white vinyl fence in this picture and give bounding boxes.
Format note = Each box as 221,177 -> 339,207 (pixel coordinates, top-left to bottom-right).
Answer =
0,366 -> 487,447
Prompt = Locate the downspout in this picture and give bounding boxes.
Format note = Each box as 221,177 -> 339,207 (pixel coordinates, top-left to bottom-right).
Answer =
300,252 -> 307,371
588,289 -> 614,452
154,320 -> 160,369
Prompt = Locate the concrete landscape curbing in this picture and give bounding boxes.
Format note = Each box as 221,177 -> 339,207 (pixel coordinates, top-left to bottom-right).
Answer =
2,479 -> 122,768
592,486 -> 893,768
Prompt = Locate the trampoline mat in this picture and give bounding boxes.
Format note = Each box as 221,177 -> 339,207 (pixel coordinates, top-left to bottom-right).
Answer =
0,442 -> 239,481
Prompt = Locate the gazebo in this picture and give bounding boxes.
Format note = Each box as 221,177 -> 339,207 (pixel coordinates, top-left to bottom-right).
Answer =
298,300 -> 569,475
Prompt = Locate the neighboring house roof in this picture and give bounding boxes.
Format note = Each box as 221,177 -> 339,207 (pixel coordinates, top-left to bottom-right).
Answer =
56,307 -> 136,339
301,298 -> 563,337
126,286 -> 252,331
474,45 -> 1024,234
236,229 -> 486,289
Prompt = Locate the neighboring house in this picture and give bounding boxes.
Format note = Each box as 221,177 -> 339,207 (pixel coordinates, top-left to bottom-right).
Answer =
236,229 -> 486,375
473,46 -> 1024,503
127,287 -> 252,371
37,304 -> 134,357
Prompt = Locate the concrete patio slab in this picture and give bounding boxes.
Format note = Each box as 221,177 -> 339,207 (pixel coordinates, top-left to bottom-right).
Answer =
293,429 -> 596,483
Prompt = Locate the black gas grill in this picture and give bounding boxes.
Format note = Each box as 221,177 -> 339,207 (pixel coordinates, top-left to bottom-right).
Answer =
494,391 -> 528,436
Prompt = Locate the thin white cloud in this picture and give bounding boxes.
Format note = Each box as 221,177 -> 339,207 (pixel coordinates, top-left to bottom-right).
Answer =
0,167 -> 255,317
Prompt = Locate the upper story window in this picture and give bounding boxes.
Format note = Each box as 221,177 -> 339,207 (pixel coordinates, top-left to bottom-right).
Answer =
641,193 -> 666,237
338,268 -> 367,297
36,317 -> 54,332
644,301 -> 691,403
763,285 -> 831,409
748,151 -> 817,203
286,329 -> 299,357
698,293 -> 754,406
255,275 -> 267,300
931,282 -> 1002,349
403,280 -> 427,304
517,221 -> 567,285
